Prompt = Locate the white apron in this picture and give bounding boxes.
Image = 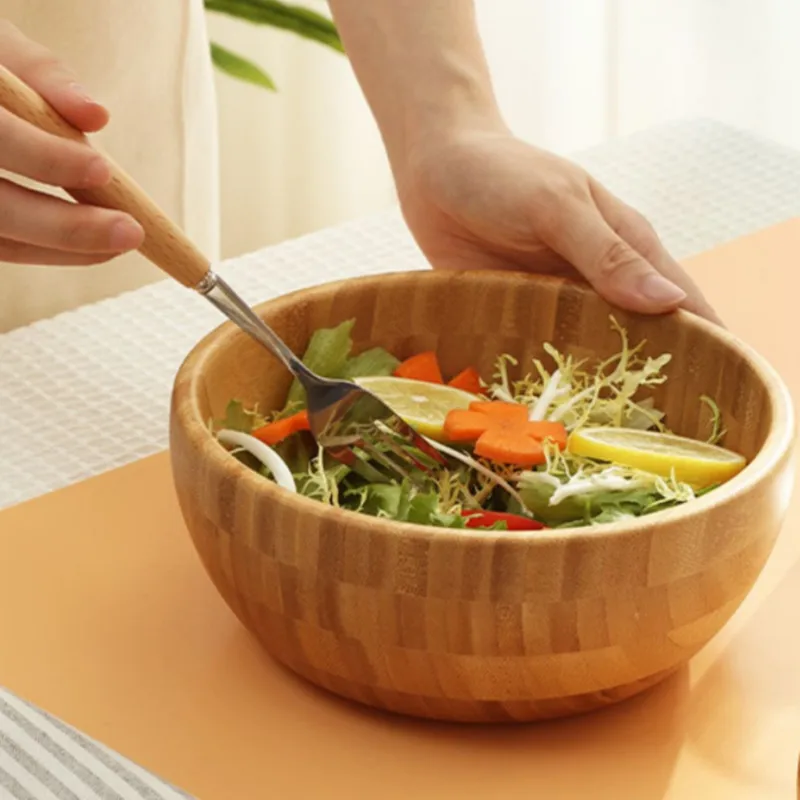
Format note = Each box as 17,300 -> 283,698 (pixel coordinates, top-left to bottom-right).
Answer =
0,0 -> 219,331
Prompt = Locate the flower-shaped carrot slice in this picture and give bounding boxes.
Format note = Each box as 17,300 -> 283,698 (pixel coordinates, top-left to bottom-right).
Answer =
443,401 -> 567,466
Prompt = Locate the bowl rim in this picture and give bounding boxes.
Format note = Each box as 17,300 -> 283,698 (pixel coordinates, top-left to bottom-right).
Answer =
171,270 -> 796,546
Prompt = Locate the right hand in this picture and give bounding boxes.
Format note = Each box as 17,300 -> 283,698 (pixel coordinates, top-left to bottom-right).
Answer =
0,20 -> 144,266
397,127 -> 723,325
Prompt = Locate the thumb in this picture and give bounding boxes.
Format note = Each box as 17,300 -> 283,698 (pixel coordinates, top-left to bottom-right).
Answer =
0,21 -> 109,133
545,204 -> 687,314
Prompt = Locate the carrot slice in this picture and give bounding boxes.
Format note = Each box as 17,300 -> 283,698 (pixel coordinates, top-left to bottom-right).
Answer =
448,366 -> 483,394
443,400 -> 566,465
468,401 -> 528,424
475,428 -> 546,466
526,421 -> 568,449
393,351 -> 444,384
252,410 -> 310,446
469,400 -> 528,424
443,410 -> 492,441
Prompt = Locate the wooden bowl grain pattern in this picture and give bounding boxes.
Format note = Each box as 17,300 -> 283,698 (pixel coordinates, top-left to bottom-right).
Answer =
169,271 -> 795,723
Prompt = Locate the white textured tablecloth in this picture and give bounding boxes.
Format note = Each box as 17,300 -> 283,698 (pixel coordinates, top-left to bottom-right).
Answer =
2,118 -> 800,798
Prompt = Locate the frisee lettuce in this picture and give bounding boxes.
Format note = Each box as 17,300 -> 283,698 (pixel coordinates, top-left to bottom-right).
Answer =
489,316 -> 670,433
700,395 -> 726,445
518,438 -> 697,526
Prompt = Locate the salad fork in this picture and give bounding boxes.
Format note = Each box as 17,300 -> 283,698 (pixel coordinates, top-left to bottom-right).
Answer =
0,65 -> 444,485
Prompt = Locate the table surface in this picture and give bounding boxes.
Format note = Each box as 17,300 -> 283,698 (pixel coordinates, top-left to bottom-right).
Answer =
0,441 -> 798,800
1,118 -> 800,799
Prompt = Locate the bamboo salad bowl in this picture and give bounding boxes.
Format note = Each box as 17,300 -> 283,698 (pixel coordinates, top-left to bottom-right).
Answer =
169,271 -> 795,723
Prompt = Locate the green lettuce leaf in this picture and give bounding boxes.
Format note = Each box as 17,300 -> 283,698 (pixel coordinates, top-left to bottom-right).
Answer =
284,319 -> 355,408
216,399 -> 265,434
340,346 -> 399,379
283,321 -> 400,412
344,482 -> 470,529
349,482 -> 404,516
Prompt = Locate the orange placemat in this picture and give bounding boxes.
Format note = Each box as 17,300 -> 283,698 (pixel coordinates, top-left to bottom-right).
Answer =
2,220 -> 799,800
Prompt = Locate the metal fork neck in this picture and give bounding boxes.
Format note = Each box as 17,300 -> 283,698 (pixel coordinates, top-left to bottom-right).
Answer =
197,271 -> 314,384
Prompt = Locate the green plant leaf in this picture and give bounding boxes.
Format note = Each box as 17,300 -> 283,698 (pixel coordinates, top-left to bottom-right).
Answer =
205,0 -> 344,53
210,42 -> 277,90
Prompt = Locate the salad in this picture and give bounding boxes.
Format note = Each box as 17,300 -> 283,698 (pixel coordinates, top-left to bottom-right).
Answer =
213,317 -> 747,531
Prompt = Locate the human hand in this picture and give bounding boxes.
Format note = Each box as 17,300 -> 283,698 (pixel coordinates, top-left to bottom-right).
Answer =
396,128 -> 721,324
0,20 -> 143,266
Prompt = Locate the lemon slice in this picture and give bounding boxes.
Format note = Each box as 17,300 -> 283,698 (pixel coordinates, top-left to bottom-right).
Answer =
567,427 -> 746,488
354,376 -> 478,440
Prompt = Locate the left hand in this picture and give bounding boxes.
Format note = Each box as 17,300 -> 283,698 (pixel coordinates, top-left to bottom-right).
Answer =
0,20 -> 144,266
395,128 -> 721,325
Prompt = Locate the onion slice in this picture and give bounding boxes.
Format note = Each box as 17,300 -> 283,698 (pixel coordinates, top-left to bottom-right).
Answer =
217,429 -> 297,493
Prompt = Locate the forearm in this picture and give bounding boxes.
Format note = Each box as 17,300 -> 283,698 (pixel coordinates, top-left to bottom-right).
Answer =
328,0 -> 505,174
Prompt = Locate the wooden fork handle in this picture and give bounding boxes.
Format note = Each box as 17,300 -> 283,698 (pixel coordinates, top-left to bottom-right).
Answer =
0,65 -> 210,289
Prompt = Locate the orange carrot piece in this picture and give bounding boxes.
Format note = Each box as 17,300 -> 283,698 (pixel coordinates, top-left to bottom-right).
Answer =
394,351 -> 444,383
443,400 -> 566,465
448,366 -> 483,394
468,401 -> 528,424
443,410 -> 492,441
252,410 -> 310,446
526,421 -> 568,449
475,428 -> 546,466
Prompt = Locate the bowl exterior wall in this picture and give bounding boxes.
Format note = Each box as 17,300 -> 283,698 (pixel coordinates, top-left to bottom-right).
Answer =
169,413 -> 792,723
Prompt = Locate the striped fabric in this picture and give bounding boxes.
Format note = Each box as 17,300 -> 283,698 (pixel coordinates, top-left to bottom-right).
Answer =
0,690 -> 192,800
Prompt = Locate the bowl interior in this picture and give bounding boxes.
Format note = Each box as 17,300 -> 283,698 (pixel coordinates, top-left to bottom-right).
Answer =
193,272 -> 774,466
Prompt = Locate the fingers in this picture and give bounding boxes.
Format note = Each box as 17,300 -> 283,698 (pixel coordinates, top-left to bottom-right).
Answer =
0,21 -> 113,191
21,62 -> 109,133
0,239 -> 116,266
541,197 -> 688,315
0,23 -> 130,269
590,180 -> 724,325
0,108 -> 111,188
0,20 -> 108,132
0,178 -> 144,255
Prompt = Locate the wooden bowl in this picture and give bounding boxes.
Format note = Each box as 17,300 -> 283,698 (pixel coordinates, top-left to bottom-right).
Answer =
169,271 -> 795,723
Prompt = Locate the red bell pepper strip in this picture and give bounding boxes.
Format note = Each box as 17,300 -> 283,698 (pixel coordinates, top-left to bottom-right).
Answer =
460,509 -> 546,530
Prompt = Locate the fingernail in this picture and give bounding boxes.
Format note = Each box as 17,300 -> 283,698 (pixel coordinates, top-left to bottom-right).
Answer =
639,274 -> 687,305
70,82 -> 104,108
83,158 -> 111,187
110,219 -> 144,251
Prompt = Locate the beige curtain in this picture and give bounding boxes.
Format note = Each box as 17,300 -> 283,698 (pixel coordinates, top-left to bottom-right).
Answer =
208,4 -> 395,259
